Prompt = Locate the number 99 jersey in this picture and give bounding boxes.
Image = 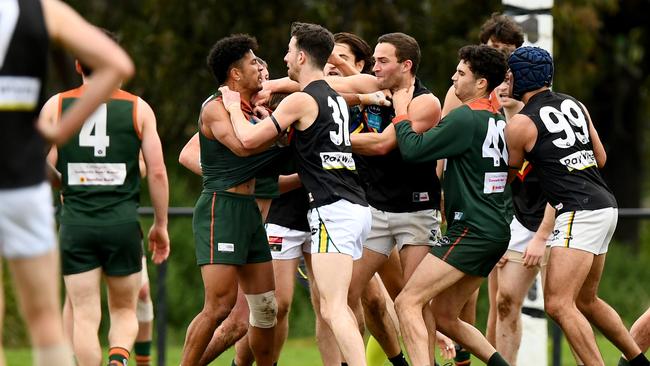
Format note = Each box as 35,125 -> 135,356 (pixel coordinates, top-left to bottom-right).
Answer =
521,90 -> 617,214
290,80 -> 367,209
56,87 -> 142,226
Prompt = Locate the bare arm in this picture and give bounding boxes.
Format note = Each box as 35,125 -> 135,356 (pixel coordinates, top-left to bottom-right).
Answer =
221,86 -> 312,150
523,203 -> 554,268
278,173 -> 302,194
352,91 -> 439,156
139,98 -> 170,264
201,99 -> 273,157
178,133 -> 202,176
580,102 -> 606,168
39,0 -> 134,145
440,85 -> 462,118
505,114 -> 537,183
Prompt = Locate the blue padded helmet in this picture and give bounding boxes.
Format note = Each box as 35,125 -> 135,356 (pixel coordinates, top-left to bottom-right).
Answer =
508,46 -> 553,100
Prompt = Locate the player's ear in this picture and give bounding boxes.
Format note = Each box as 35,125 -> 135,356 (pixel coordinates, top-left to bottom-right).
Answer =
230,66 -> 242,82
401,59 -> 412,74
476,76 -> 488,92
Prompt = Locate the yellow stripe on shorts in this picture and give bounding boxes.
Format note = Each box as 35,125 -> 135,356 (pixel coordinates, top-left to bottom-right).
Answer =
564,211 -> 576,247
319,221 -> 328,253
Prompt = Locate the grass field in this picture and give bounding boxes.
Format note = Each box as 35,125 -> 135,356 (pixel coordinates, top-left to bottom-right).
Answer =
4,334 -> 631,365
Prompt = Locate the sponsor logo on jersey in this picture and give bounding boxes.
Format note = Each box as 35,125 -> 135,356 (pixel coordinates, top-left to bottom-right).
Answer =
67,163 -> 127,186
560,150 -> 597,172
412,192 -> 430,202
554,202 -> 564,211
483,172 -> 507,194
217,243 -> 235,252
320,152 -> 356,170
0,76 -> 41,111
454,211 -> 464,220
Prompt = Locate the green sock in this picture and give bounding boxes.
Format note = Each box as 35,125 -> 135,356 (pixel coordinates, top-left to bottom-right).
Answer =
108,347 -> 130,366
487,352 -> 509,366
134,341 -> 151,366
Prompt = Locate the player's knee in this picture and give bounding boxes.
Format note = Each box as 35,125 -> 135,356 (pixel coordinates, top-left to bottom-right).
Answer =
137,283 -> 150,301
136,297 -> 154,323
575,295 -> 598,315
496,292 -> 516,320
544,295 -> 566,319
245,291 -> 277,329
276,296 -> 292,322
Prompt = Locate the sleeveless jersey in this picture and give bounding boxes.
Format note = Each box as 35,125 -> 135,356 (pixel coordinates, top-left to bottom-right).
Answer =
56,88 -> 142,225
0,0 -> 49,188
199,93 -> 287,193
354,78 -> 441,212
521,90 -> 617,214
510,161 -> 545,231
394,99 -> 511,243
291,80 -> 367,208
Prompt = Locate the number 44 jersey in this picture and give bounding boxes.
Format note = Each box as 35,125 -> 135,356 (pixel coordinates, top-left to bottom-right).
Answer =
394,98 -> 511,244
521,90 -> 616,215
56,87 -> 143,226
291,80 -> 367,209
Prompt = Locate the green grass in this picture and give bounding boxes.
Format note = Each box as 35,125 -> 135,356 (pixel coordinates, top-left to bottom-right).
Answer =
4,335 -> 636,365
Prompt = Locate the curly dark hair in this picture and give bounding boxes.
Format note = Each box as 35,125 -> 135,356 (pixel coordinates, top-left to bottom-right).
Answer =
206,34 -> 258,85
478,13 -> 524,48
377,32 -> 420,76
334,32 -> 373,74
458,45 -> 507,93
290,22 -> 334,70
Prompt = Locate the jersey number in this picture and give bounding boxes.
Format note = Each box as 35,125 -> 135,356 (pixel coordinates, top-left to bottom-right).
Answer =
79,104 -> 110,157
0,0 -> 20,68
328,96 -> 351,146
540,99 -> 590,149
482,117 -> 508,167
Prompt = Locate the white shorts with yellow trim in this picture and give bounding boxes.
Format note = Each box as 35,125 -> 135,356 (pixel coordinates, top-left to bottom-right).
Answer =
0,182 -> 56,258
547,207 -> 617,255
267,223 -> 311,260
308,199 -> 371,260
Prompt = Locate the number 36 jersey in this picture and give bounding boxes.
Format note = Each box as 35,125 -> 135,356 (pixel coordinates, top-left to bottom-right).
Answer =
521,90 -> 616,214
291,80 -> 367,208
56,87 -> 142,225
394,98 -> 511,244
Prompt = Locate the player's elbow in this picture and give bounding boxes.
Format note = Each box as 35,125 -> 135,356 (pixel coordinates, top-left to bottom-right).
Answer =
240,136 -> 264,151
596,151 -> 607,168
375,139 -> 397,155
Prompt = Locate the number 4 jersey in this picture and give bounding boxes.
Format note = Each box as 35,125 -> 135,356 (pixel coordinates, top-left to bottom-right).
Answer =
394,98 -> 510,243
56,87 -> 142,225
291,80 -> 367,208
520,90 -> 616,214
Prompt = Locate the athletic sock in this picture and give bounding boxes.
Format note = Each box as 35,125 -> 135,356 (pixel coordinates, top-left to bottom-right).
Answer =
342,363 -> 349,366
487,352 -> 509,366
628,353 -> 650,366
108,347 -> 130,366
134,341 -> 152,366
454,346 -> 471,366
619,356 -> 631,366
231,360 -> 238,366
388,351 -> 409,366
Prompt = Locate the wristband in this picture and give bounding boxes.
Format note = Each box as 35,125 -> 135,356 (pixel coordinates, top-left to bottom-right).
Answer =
270,114 -> 282,135
392,114 -> 408,124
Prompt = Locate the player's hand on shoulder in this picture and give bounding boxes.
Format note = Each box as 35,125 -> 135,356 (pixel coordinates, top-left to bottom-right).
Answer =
148,224 -> 170,264
218,86 -> 241,111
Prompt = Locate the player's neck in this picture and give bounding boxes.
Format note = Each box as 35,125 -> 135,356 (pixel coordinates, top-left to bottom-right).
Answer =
391,74 -> 415,93
297,68 -> 324,90
226,80 -> 254,104
461,91 -> 489,105
521,87 -> 548,104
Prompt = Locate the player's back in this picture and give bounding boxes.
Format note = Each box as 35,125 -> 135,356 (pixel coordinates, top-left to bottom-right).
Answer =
0,0 -> 49,189
291,79 -> 366,208
442,100 -> 511,243
56,88 -> 142,225
520,89 -> 616,214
